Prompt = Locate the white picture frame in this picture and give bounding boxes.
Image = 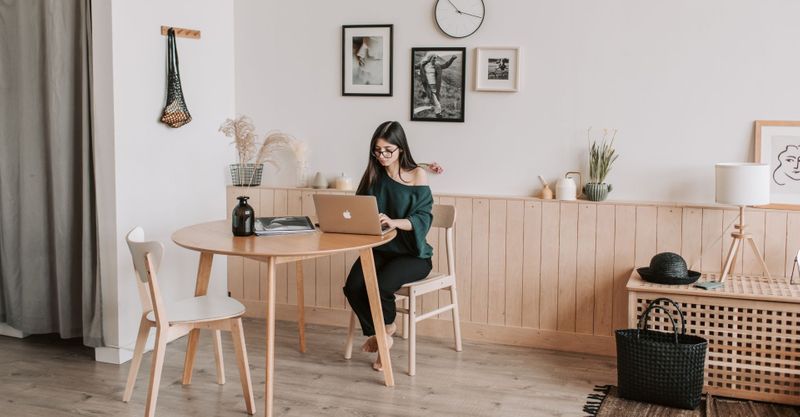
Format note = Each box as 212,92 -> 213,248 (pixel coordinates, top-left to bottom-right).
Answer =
754,120 -> 800,210
474,47 -> 521,92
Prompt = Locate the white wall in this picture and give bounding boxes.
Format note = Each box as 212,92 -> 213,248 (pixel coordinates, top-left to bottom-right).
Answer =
94,0 -> 235,362
235,0 -> 800,202
91,0 -> 120,359
90,0 -> 800,360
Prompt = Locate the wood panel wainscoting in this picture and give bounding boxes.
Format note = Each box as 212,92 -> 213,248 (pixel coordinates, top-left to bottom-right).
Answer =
225,186 -> 800,357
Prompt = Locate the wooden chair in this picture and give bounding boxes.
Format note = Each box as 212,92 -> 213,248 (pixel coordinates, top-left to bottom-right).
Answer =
123,227 -> 255,417
343,204 -> 463,376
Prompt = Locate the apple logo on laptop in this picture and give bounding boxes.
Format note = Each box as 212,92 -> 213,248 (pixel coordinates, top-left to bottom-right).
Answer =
342,210 -> 352,220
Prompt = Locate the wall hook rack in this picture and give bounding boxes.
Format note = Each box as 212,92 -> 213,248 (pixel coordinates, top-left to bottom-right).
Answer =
160,26 -> 201,40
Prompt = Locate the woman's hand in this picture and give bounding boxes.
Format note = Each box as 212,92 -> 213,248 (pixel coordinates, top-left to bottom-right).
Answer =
419,162 -> 444,174
378,213 -> 395,228
379,213 -> 412,231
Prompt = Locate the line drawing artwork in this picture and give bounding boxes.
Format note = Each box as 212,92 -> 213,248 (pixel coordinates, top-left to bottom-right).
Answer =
772,145 -> 800,186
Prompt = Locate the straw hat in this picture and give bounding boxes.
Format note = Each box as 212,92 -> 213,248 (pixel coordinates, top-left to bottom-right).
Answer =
636,252 -> 701,285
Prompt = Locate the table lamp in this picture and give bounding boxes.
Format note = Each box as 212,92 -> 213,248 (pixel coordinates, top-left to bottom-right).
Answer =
710,163 -> 771,286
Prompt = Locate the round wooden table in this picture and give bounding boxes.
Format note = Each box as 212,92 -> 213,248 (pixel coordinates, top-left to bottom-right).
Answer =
173,220 -> 397,417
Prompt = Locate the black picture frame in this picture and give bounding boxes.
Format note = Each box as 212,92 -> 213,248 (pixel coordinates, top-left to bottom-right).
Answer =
410,47 -> 466,122
342,24 -> 393,96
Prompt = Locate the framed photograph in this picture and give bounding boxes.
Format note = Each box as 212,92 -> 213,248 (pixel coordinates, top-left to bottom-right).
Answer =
411,47 -> 466,122
754,120 -> 800,210
475,47 -> 521,92
342,24 -> 393,96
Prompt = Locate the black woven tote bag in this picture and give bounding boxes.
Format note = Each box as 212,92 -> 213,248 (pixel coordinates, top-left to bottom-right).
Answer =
160,28 -> 192,128
615,297 -> 708,410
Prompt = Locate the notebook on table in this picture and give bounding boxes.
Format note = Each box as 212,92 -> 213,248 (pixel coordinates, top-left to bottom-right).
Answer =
312,194 -> 394,236
253,216 -> 316,236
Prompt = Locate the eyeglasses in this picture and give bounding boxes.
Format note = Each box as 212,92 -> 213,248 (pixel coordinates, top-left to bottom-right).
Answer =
372,147 -> 399,159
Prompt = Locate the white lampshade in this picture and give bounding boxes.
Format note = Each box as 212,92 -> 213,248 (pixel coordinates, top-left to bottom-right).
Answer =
715,163 -> 770,206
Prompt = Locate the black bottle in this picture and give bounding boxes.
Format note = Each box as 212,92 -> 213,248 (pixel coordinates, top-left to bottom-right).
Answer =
232,196 -> 255,236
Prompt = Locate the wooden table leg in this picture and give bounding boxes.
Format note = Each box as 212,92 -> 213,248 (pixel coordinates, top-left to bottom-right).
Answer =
359,248 -> 395,387
182,251 -> 213,385
296,261 -> 307,353
265,256 -> 277,417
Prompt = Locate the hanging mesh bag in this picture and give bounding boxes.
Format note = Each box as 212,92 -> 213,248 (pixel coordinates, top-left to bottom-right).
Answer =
160,28 -> 192,128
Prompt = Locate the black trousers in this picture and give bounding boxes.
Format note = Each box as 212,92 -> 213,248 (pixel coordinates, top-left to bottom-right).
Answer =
343,250 -> 432,336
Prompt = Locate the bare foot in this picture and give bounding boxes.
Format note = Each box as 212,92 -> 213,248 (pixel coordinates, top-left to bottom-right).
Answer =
361,323 -> 397,353
361,336 -> 378,353
372,324 -> 396,370
385,322 -> 397,337
372,353 -> 384,371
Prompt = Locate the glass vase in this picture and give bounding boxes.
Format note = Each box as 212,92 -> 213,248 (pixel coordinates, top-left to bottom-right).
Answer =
232,195 -> 255,236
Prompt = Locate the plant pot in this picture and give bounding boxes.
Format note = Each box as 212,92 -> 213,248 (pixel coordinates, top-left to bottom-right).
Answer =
230,163 -> 264,186
584,182 -> 613,201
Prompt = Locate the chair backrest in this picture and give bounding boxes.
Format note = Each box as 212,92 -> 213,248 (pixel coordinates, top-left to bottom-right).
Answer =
431,204 -> 456,276
126,227 -> 167,324
431,204 -> 456,229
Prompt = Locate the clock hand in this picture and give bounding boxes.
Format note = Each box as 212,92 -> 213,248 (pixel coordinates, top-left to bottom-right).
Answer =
461,11 -> 483,19
446,0 -> 463,13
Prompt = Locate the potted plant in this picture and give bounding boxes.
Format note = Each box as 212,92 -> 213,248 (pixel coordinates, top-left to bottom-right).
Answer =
584,127 -> 618,201
219,116 -> 307,187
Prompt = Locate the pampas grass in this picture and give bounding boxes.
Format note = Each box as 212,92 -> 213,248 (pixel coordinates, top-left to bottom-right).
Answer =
219,116 -> 257,166
249,131 -> 307,186
219,116 -> 308,187
254,131 -> 307,169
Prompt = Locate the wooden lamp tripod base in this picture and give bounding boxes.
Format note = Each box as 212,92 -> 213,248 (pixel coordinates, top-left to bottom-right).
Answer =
719,206 -> 772,282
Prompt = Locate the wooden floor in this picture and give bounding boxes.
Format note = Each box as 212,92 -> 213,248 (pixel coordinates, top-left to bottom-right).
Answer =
0,319 -> 616,417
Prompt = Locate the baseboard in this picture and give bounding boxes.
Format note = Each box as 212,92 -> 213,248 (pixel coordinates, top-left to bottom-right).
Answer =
239,300 -> 616,357
93,299 -> 615,364
94,346 -> 135,364
94,328 -> 158,364
0,322 -> 144,365
0,322 -> 27,338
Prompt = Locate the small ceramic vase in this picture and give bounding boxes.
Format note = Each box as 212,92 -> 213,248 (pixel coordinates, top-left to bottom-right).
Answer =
312,172 -> 328,189
541,184 -> 553,199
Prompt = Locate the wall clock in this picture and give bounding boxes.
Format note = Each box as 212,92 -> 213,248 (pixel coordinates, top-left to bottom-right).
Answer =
435,0 -> 485,38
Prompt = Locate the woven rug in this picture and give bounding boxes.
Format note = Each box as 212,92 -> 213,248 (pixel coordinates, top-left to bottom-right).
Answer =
584,386 -> 800,417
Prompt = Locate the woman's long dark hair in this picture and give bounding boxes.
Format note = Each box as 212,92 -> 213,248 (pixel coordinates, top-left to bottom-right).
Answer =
356,121 -> 419,195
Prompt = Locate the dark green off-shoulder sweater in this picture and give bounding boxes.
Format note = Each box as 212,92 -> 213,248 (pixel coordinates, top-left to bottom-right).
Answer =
365,169 -> 434,259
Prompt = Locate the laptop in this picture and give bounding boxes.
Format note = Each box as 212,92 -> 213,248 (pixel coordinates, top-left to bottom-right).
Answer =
312,194 -> 394,236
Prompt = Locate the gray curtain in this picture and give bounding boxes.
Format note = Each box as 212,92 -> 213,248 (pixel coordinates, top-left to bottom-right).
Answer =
0,0 -> 102,347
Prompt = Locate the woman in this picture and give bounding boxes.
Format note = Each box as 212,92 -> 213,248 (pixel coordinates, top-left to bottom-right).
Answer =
343,121 -> 434,371
418,52 -> 458,117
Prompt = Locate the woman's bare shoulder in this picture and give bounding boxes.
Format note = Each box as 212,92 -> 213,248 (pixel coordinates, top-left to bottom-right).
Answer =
411,167 -> 428,185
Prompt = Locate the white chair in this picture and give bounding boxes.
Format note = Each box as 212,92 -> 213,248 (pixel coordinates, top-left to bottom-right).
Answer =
123,227 -> 255,417
344,204 -> 463,376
